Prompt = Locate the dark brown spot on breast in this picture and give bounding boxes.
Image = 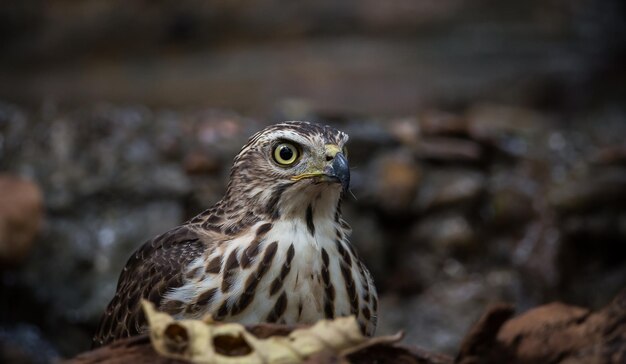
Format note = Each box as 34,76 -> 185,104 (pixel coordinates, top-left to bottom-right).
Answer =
232,240 -> 279,315
340,264 -> 359,315
325,282 -> 335,301
262,241 -> 278,266
221,248 -> 240,293
231,288 -> 251,315
243,273 -> 260,296
197,288 -> 218,307
285,243 -> 295,262
206,256 -> 222,274
269,244 -> 294,296
324,299 -> 335,319
335,240 -> 352,267
232,224 -> 267,255
269,278 -> 282,296
320,248 -> 336,319
256,223 -> 273,236
362,307 -> 371,320
306,204 -> 315,236
266,291 -> 288,323
214,301 -> 229,321
250,241 -> 278,284
186,287 -> 219,315
321,248 -> 329,267
241,238 -> 262,269
321,267 -> 330,286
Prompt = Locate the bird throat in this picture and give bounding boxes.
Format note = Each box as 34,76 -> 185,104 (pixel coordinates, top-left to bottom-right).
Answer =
275,183 -> 343,226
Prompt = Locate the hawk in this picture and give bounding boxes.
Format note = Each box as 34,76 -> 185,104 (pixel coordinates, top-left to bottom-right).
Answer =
93,121 -> 378,347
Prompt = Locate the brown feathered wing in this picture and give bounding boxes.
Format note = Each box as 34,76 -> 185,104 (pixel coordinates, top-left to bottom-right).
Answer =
92,225 -> 206,347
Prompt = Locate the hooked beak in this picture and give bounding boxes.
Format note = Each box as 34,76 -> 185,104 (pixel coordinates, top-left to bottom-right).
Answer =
324,152 -> 350,192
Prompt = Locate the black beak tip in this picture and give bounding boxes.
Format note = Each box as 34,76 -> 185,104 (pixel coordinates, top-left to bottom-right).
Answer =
331,152 -> 350,192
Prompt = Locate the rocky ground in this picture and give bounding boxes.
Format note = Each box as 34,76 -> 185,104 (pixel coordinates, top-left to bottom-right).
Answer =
1,101 -> 625,362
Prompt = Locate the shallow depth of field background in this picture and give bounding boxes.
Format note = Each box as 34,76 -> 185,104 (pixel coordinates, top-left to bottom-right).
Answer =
1,1 -> 625,362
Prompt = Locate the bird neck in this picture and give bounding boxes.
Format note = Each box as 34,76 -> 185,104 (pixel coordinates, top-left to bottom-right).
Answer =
284,183 -> 341,214
210,183 -> 343,237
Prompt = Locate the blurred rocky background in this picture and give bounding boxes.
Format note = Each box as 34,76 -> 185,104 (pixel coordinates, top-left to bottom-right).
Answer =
1,1 -> 625,363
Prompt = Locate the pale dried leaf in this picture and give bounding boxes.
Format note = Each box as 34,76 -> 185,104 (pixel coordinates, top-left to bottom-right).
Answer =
141,300 -> 401,364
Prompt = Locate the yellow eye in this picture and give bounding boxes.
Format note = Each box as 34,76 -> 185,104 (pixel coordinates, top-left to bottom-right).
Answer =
273,143 -> 299,165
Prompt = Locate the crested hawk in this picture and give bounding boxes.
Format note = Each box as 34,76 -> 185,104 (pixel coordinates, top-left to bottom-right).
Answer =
93,121 -> 378,347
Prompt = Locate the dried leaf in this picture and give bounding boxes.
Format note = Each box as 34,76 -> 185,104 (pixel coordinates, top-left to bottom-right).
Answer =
142,300 -> 401,364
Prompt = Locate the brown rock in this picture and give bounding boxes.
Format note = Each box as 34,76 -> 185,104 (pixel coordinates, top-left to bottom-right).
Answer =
457,289 -> 626,364
0,175 -> 44,267
455,304 -> 515,364
496,292 -> 626,363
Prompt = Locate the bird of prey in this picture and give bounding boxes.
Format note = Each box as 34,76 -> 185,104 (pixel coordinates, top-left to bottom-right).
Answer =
93,121 -> 378,347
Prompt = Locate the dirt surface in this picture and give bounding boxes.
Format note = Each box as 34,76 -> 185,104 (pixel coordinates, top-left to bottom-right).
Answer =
69,289 -> 626,363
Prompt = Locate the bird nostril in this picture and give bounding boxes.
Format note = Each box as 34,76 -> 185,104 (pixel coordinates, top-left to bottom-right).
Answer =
325,155 -> 333,162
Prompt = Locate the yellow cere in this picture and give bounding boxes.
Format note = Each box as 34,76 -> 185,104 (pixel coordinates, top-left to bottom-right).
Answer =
325,144 -> 341,158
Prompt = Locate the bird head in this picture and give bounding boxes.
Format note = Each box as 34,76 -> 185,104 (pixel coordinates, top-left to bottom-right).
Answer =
224,121 -> 350,220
